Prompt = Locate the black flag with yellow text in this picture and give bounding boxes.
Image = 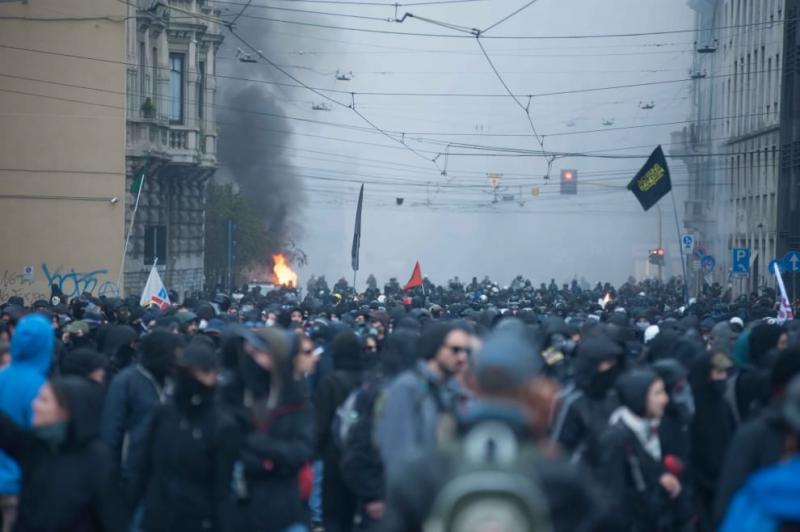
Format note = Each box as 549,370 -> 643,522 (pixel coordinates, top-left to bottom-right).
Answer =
627,145 -> 672,211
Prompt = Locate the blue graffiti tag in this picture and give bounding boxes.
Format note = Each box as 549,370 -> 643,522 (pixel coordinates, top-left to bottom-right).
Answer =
41,264 -> 120,299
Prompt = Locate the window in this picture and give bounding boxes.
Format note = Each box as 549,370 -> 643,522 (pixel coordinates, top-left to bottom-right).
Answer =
198,61 -> 205,120
169,53 -> 184,123
152,47 -> 158,112
144,225 -> 167,265
139,42 -> 146,107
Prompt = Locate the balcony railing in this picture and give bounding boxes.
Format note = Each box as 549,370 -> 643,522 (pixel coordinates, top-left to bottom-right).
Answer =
126,119 -> 216,165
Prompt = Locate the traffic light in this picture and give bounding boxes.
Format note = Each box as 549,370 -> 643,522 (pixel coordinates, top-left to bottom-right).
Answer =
648,248 -> 665,265
560,169 -> 578,195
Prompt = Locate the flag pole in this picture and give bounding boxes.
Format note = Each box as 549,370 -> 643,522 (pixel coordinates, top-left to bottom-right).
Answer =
670,190 -> 689,306
118,172 -> 146,295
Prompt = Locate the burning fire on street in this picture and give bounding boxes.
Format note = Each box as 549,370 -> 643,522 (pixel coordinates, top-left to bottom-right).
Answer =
272,254 -> 298,288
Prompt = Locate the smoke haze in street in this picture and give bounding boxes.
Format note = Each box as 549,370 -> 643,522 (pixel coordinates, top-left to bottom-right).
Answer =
215,0 -> 695,286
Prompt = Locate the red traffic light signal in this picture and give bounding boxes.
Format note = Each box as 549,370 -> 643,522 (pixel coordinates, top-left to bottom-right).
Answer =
560,169 -> 578,195
657,247 -> 665,256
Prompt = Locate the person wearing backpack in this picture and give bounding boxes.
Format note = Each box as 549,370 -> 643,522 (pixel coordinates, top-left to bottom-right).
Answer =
340,330 -> 420,531
383,329 -> 604,532
314,330 -> 365,532
375,322 -> 474,483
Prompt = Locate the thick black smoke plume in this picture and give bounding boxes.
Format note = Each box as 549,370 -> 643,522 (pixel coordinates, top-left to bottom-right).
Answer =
216,83 -> 304,255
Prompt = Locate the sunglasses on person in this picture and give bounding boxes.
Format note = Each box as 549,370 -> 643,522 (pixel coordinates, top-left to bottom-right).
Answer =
445,344 -> 472,356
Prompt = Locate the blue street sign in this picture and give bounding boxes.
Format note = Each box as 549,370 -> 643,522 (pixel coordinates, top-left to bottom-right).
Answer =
784,251 -> 800,272
681,234 -> 694,252
769,259 -> 785,275
701,255 -> 716,271
732,248 -> 751,273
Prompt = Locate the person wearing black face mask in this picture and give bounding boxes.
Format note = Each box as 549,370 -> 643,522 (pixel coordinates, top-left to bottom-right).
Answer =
552,334 -> 625,473
132,344 -> 239,532
688,351 -> 736,531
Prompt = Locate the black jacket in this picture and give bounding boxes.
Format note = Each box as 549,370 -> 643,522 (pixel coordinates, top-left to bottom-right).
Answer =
713,404 -> 791,526
134,373 -> 239,532
315,369 -> 362,460
341,379 -> 385,503
226,353 -> 316,532
596,420 -> 672,531
552,336 -> 624,470
0,377 -> 128,532
688,354 -> 736,495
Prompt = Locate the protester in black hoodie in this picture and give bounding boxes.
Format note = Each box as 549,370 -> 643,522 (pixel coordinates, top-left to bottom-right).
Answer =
133,343 -> 239,532
228,328 -> 315,532
552,334 -> 625,470
689,350 -> 736,531
597,369 -> 684,531
99,325 -> 138,380
341,330 -> 420,531
101,330 -> 180,481
713,345 -> 800,526
314,330 -> 364,532
0,377 -> 128,531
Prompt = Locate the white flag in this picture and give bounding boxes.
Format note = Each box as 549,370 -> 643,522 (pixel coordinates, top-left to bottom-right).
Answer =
772,263 -> 794,324
140,264 -> 170,309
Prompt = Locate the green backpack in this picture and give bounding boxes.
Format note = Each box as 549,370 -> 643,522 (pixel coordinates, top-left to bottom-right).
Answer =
423,419 -> 553,532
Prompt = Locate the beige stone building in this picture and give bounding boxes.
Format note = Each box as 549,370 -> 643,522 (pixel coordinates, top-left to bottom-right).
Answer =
122,0 -> 222,298
0,0 -> 127,303
0,0 -> 222,303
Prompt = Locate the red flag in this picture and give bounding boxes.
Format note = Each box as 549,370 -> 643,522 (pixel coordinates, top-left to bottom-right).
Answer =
403,261 -> 423,291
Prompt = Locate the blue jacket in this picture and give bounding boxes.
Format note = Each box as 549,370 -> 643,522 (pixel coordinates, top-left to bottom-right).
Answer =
721,456 -> 800,532
101,364 -> 166,481
0,315 -> 53,494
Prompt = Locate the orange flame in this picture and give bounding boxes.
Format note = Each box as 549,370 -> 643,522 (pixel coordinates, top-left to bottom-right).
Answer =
272,254 -> 298,287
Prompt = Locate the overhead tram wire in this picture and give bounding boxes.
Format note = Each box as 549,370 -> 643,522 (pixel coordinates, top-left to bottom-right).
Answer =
0,59 -> 778,152
0,69 -> 780,162
0,42 -> 767,101
205,12 -> 783,40
395,1 -> 551,176
219,0 -> 487,6
224,26 -> 444,172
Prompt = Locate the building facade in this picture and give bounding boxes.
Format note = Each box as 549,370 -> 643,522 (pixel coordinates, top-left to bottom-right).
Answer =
0,0 -> 127,304
674,0 -> 785,294
123,0 -> 222,297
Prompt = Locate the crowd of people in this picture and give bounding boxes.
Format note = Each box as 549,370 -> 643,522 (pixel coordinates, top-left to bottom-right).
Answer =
0,274 -> 798,531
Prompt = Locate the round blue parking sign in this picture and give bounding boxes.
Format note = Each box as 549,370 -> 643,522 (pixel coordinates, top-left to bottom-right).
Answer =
701,255 -> 715,271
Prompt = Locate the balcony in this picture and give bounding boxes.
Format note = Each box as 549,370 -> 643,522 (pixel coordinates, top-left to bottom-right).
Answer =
126,118 -> 216,167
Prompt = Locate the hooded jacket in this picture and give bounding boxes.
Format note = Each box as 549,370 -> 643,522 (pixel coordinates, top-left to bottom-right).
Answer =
225,328 -> 316,532
552,335 -> 623,470
597,369 -> 687,532
0,314 -> 53,495
720,456 -> 800,532
99,325 -> 137,378
314,330 -> 365,531
0,377 -> 128,531
713,404 -> 793,526
134,368 -> 239,532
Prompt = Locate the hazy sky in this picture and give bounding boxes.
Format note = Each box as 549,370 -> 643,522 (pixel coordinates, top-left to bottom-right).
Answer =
217,0 -> 696,288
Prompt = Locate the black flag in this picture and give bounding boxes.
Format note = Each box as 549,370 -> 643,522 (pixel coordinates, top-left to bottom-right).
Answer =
627,145 -> 672,211
351,184 -> 364,272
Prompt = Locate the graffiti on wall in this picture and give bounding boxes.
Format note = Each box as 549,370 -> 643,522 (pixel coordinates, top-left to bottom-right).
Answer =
0,264 -> 120,304
0,270 -> 46,303
41,264 -> 120,299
